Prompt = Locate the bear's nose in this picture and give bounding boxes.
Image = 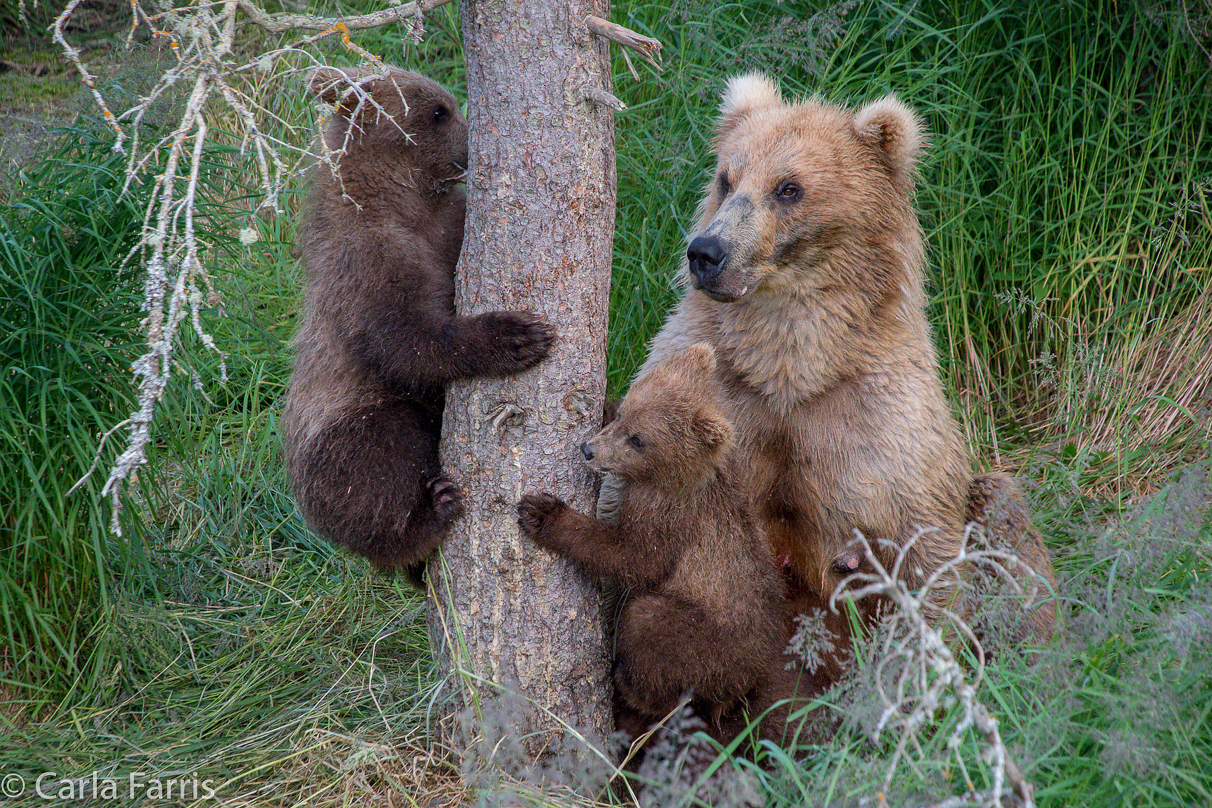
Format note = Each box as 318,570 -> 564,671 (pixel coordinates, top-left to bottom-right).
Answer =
580,442 -> 594,461
687,235 -> 727,283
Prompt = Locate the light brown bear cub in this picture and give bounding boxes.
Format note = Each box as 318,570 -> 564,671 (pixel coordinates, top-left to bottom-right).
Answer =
282,68 -> 554,586
628,74 -> 1055,638
517,344 -> 789,741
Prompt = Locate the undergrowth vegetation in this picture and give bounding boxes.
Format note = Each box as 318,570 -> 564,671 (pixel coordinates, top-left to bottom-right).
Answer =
1,139 -> 143,706
1,0 -> 1209,806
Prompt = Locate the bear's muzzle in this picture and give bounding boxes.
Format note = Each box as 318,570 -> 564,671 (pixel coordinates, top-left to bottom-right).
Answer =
688,235 -> 749,301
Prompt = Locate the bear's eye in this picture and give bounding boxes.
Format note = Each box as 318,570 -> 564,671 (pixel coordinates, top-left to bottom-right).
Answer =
774,180 -> 802,204
717,172 -> 731,197
628,434 -> 647,450
433,105 -> 450,122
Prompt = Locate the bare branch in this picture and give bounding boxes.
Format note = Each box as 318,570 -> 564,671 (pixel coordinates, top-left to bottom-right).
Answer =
236,0 -> 455,34
584,86 -> 626,111
52,0 -> 126,149
831,531 -> 1039,808
584,15 -> 662,69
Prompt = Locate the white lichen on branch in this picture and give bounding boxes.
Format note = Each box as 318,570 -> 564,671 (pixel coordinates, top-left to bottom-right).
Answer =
831,529 -> 1039,808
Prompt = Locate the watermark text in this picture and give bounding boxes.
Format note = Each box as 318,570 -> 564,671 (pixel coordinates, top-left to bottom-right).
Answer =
1,771 -> 217,801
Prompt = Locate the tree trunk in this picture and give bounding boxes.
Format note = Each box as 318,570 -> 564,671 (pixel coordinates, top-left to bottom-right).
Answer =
427,0 -> 616,755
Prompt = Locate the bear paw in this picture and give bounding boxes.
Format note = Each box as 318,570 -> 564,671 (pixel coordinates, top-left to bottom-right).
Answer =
612,656 -> 678,720
517,491 -> 565,542
427,475 -> 465,524
480,311 -> 557,372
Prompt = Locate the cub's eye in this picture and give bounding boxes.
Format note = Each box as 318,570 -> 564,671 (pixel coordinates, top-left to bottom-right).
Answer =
774,180 -> 802,204
628,434 -> 647,450
718,172 -> 731,196
433,105 -> 450,122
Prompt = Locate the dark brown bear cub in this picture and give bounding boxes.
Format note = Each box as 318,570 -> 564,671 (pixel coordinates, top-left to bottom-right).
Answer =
283,67 -> 555,585
517,344 -> 789,742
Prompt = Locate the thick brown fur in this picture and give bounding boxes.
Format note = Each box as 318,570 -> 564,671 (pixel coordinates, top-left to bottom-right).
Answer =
610,74 -> 1056,659
703,582 -> 852,750
282,67 -> 555,584
963,472 -> 1058,644
517,345 -> 796,744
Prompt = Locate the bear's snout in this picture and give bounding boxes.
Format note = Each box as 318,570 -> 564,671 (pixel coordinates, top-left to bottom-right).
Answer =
581,442 -> 594,461
688,235 -> 753,302
687,235 -> 728,286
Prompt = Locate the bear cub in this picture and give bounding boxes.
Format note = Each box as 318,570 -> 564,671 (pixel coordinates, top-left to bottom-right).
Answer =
283,67 -> 555,585
517,344 -> 791,742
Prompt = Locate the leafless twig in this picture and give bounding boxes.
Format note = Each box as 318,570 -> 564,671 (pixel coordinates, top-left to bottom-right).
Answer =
831,529 -> 1038,808
235,0 -> 454,34
585,15 -> 662,80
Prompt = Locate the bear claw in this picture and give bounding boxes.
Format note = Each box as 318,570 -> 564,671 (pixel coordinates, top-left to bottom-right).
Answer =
517,492 -> 564,539
428,476 -> 465,523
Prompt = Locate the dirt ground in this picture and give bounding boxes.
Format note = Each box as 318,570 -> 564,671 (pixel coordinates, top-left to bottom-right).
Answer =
1,0 -> 138,187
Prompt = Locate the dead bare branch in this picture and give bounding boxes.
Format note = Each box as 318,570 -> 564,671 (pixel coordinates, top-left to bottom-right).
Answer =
584,15 -> 662,69
235,0 -> 455,34
831,529 -> 1039,808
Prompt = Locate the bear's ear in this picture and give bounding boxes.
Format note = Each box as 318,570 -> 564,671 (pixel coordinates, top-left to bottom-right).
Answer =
308,67 -> 383,108
852,94 -> 926,186
717,72 -> 782,141
308,68 -> 350,105
677,343 -> 718,378
693,409 -> 734,453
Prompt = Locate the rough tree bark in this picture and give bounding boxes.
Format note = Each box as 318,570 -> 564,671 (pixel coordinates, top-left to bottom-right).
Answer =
426,0 -> 616,751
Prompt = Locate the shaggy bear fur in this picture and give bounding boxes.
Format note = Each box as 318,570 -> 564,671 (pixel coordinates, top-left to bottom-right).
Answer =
282,67 -> 555,584
616,74 -> 1055,641
825,472 -> 1058,645
517,345 -> 795,743
963,472 -> 1058,644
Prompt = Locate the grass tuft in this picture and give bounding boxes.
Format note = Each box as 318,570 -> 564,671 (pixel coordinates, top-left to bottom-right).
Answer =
1,130 -> 144,712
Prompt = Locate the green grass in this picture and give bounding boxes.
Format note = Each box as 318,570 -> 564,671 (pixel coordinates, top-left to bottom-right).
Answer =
1,0 -> 1210,806
0,135 -> 145,711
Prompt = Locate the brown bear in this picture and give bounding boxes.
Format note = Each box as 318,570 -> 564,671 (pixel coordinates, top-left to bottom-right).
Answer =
610,74 -> 1055,644
963,472 -> 1059,646
282,67 -> 555,585
516,344 -> 800,744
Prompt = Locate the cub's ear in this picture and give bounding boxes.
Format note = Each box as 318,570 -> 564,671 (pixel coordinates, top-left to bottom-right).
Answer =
308,68 -> 349,105
716,72 -> 782,142
693,409 -> 734,452
308,67 -> 381,107
677,343 -> 718,378
852,93 -> 926,188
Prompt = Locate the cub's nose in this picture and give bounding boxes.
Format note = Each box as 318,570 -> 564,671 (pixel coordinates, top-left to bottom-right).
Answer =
687,235 -> 727,284
580,442 -> 594,461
